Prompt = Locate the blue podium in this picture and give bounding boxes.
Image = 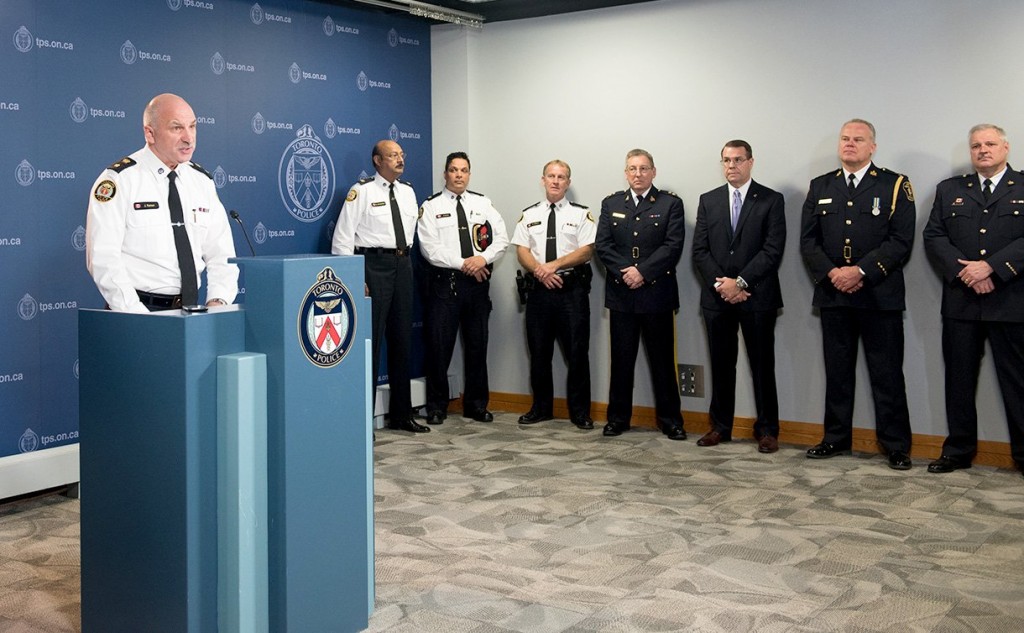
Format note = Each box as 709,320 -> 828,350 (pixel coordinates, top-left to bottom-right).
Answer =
79,255 -> 373,633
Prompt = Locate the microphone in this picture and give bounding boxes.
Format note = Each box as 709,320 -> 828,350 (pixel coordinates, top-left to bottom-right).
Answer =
229,209 -> 256,256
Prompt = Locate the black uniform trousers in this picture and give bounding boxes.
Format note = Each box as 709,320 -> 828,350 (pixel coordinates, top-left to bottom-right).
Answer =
525,283 -> 591,419
703,307 -> 779,439
941,317 -> 1024,463
423,269 -> 491,415
365,252 -> 413,424
607,309 -> 683,430
819,307 -> 911,452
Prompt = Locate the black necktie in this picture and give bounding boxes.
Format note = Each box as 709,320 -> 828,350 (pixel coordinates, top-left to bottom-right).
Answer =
456,195 -> 473,258
389,183 -> 407,251
983,178 -> 993,201
167,171 -> 198,305
848,173 -> 856,194
545,202 -> 557,263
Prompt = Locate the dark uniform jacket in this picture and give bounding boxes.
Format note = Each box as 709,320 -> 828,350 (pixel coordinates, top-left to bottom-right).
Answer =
923,167 -> 1024,322
693,180 -> 786,312
800,163 -> 916,311
596,185 -> 685,314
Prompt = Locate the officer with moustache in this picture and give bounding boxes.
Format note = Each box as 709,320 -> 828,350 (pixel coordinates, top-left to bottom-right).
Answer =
332,140 -> 428,434
596,149 -> 687,440
513,159 -> 596,430
923,124 -> 1024,476
800,119 -> 916,469
417,152 -> 508,425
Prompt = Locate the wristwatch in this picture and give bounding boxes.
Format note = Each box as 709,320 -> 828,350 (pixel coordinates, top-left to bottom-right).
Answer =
735,276 -> 748,290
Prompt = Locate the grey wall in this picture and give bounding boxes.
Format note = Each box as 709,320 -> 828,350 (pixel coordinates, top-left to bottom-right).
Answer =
429,0 -> 1024,441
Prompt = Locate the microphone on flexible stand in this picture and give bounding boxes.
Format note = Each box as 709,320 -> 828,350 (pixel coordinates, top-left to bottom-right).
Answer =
229,209 -> 257,256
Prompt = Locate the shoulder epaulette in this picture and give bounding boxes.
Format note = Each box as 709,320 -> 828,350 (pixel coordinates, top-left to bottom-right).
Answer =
190,162 -> 213,179
358,176 -> 374,185
522,202 -> 540,213
609,190 -> 626,198
466,189 -> 485,197
569,201 -> 588,209
398,178 -> 414,187
425,191 -> 442,201
660,190 -> 681,198
108,157 -> 136,173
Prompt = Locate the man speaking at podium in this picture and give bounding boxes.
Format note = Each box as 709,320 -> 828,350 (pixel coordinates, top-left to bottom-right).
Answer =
85,93 -> 239,313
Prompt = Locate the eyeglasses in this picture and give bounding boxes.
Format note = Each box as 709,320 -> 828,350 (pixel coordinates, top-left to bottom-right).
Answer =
720,157 -> 749,166
626,166 -> 653,175
385,152 -> 406,160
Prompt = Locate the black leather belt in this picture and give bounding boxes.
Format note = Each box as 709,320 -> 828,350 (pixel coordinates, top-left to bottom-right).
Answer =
136,290 -> 183,310
355,246 -> 410,257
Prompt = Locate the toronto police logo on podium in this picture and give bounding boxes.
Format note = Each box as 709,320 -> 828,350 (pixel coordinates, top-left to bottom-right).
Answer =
298,267 -> 356,368
279,124 -> 335,223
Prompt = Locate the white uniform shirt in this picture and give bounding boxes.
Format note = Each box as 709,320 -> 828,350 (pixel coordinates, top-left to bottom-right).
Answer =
417,188 -> 509,270
511,197 -> 596,270
331,172 -> 417,255
85,145 -> 239,313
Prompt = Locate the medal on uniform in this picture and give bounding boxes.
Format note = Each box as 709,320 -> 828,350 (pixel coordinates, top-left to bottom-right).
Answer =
871,197 -> 880,216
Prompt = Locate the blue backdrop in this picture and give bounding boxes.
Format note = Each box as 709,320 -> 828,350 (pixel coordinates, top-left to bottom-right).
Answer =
0,0 -> 432,461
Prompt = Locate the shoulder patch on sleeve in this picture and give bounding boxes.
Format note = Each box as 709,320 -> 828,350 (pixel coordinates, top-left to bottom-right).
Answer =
517,213 -> 525,224
586,211 -> 596,223
108,157 -> 136,173
93,179 -> 117,203
346,188 -> 358,202
189,162 -> 213,179
902,180 -> 915,202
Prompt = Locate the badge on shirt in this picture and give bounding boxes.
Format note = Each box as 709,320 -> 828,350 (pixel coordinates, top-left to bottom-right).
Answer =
871,198 -> 881,216
953,198 -> 964,206
472,222 -> 492,252
94,180 -> 117,203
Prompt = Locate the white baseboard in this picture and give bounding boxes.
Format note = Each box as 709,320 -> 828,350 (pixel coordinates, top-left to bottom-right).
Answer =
0,444 -> 80,500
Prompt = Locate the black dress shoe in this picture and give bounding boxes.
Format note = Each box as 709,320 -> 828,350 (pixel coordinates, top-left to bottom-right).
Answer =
662,426 -> 687,441
425,411 -> 446,425
388,419 -> 431,433
888,450 -> 912,470
467,409 -> 493,423
806,442 -> 850,459
927,455 -> 971,473
518,410 -> 553,425
571,415 -> 594,430
602,422 -> 629,437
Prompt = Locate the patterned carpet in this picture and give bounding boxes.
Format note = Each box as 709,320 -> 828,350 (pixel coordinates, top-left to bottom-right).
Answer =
3,411 -> 1024,632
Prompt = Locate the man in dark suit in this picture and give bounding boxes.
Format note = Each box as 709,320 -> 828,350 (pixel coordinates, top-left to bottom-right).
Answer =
923,124 -> 1024,476
693,140 -> 786,453
596,148 -> 686,440
800,119 -> 916,470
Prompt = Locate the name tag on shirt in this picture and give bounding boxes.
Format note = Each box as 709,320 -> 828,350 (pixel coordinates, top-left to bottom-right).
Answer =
371,201 -> 387,207
612,212 -> 626,219
134,201 -> 159,210
818,198 -> 832,204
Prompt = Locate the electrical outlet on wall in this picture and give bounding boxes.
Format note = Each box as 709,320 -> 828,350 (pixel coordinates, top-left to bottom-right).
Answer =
678,364 -> 704,398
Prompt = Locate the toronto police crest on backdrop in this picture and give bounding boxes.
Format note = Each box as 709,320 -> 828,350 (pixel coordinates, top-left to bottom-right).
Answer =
0,1 -> 430,479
